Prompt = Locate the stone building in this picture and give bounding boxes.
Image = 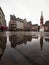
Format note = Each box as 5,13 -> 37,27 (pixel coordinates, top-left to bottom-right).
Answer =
31,24 -> 39,31
27,21 -> 32,31
23,19 -> 28,31
44,21 -> 49,32
16,18 -> 24,31
0,7 -> 6,31
9,15 -> 24,31
9,20 -> 17,31
9,15 -> 17,31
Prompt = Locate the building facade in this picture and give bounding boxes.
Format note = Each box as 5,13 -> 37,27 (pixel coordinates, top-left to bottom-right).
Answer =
23,19 -> 28,31
44,21 -> 49,32
16,18 -> 24,30
27,21 -> 32,31
0,7 -> 6,31
9,15 -> 24,31
31,24 -> 39,31
9,15 -> 17,31
9,20 -> 17,31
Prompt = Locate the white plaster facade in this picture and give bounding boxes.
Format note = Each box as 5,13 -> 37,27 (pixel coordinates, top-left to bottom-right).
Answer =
9,20 -> 17,31
16,20 -> 23,30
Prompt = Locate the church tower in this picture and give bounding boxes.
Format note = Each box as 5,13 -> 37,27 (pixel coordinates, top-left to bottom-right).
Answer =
40,11 -> 44,27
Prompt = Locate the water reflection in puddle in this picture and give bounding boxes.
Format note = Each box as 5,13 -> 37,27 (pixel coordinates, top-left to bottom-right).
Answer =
0,32 -> 49,65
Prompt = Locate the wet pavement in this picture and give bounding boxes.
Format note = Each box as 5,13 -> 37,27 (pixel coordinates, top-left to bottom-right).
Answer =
0,31 -> 49,65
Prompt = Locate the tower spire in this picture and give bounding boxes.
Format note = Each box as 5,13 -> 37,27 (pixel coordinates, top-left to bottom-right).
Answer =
40,11 -> 44,26
41,11 -> 43,17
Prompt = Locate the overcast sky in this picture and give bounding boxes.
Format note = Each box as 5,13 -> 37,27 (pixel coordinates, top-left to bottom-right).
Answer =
0,0 -> 49,26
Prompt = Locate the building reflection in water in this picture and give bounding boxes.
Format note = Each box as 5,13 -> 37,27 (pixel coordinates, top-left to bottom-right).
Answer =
9,33 -> 44,52
0,36 -> 7,59
45,38 -> 49,42
9,34 -> 32,48
40,33 -> 43,51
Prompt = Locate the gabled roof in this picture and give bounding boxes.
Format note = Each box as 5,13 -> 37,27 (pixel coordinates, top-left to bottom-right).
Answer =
45,20 -> 49,26
32,24 -> 38,26
27,21 -> 32,24
16,17 -> 23,22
